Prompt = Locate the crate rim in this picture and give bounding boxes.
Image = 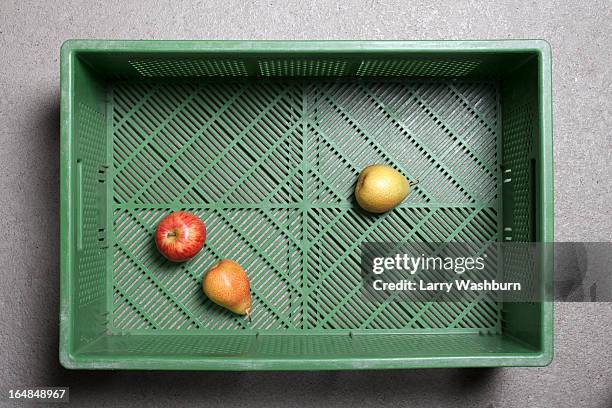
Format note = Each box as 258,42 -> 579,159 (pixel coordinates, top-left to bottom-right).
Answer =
60,38 -> 553,55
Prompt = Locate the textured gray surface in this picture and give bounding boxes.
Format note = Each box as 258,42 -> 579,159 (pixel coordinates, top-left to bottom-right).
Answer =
0,0 -> 611,407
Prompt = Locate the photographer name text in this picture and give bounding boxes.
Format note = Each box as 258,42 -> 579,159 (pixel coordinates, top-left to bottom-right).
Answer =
372,279 -> 521,292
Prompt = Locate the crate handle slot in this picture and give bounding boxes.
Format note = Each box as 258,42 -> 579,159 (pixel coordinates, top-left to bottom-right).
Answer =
76,159 -> 83,251
530,158 -> 537,241
96,165 -> 108,248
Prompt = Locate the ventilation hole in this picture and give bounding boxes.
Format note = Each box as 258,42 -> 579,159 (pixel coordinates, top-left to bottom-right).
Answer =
129,59 -> 248,77
259,60 -> 348,77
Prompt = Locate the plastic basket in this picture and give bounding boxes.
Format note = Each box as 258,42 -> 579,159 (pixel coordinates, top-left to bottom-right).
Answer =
60,40 -> 553,370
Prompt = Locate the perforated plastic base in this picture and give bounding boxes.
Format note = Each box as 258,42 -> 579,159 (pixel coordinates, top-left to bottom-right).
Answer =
108,78 -> 501,334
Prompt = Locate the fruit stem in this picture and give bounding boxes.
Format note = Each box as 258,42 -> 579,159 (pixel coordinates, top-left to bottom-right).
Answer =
409,179 -> 419,187
245,308 -> 252,323
167,231 -> 177,238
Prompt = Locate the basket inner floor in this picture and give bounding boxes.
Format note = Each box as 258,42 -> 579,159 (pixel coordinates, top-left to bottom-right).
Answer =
108,78 -> 501,334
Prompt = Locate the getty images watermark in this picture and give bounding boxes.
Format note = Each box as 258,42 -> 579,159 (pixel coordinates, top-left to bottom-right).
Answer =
371,252 -> 521,292
360,242 -> 611,303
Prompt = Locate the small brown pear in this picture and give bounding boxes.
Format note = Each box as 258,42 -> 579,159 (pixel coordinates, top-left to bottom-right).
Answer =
202,259 -> 252,317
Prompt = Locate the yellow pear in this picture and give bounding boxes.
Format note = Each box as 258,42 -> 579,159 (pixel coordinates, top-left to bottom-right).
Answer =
203,259 -> 252,316
355,164 -> 413,213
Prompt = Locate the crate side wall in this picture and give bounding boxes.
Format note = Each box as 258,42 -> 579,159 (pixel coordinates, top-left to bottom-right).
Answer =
78,332 -> 540,368
71,57 -> 111,351
500,56 -> 548,350
77,47 -> 535,80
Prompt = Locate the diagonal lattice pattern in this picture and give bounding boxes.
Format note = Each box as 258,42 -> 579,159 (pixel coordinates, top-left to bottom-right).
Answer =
112,82 -> 303,205
307,81 -> 498,205
306,207 -> 499,330
113,207 -> 303,330
111,79 -> 501,332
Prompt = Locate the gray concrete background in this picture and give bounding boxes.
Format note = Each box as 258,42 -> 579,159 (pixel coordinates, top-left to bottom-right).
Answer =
0,0 -> 610,407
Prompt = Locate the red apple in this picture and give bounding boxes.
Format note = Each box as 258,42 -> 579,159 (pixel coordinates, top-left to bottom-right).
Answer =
155,211 -> 206,262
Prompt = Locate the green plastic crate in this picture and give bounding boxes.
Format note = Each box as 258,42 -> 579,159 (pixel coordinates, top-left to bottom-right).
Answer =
60,40 -> 553,370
